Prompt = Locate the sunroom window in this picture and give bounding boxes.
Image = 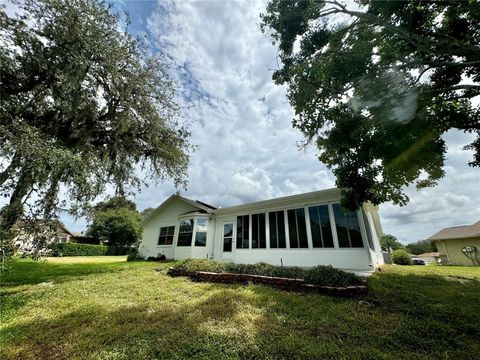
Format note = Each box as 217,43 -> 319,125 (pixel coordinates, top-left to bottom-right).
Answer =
251,213 -> 266,248
332,204 -> 363,248
236,215 -> 249,249
308,205 -> 334,248
287,208 -> 308,248
177,219 -> 194,246
194,218 -> 208,247
269,210 -> 286,248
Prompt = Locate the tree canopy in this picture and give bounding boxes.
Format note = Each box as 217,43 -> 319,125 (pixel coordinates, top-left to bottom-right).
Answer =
261,0 -> 480,210
87,196 -> 142,246
0,0 -> 191,257
379,234 -> 403,252
406,239 -> 437,255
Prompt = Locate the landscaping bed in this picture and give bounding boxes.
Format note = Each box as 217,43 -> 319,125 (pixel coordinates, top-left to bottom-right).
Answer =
167,259 -> 367,296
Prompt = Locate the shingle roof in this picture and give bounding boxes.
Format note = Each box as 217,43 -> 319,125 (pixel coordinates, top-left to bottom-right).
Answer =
428,220 -> 480,241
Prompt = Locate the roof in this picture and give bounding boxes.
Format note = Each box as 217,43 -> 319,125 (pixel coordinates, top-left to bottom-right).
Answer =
416,252 -> 440,257
142,194 -> 217,225
212,188 -> 340,215
428,220 -> 480,241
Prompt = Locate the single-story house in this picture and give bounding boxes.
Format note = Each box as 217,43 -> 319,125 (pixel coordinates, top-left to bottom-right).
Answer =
428,220 -> 480,266
138,188 -> 385,272
414,252 -> 440,264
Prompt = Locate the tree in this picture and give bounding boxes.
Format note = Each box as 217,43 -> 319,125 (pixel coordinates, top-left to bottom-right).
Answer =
379,234 -> 403,252
87,208 -> 142,247
141,207 -> 155,219
406,239 -> 437,255
93,196 -> 137,213
0,0 -> 191,260
261,1 -> 480,210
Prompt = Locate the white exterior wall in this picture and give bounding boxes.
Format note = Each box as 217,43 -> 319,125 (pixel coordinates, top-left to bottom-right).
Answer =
139,190 -> 384,271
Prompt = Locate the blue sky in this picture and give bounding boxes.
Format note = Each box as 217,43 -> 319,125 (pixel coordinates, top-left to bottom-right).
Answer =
3,0 -> 480,244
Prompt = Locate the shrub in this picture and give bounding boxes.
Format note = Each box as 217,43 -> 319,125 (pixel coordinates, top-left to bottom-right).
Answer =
392,249 -> 412,265
49,242 -> 130,257
173,259 -> 363,287
147,254 -> 166,261
126,248 -> 139,261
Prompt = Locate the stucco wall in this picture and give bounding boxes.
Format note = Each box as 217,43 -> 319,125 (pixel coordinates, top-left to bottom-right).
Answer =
435,237 -> 480,266
139,198 -> 201,259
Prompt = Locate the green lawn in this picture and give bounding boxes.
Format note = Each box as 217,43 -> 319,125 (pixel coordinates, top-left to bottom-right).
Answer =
1,258 -> 479,360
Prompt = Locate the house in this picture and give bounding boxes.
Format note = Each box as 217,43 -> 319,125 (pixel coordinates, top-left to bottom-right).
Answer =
138,188 -> 385,272
428,220 -> 480,266
11,219 -> 73,253
415,252 -> 440,264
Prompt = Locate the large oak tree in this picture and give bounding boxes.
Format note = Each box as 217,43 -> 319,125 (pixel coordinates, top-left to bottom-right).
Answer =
261,0 -> 479,210
0,0 -> 191,260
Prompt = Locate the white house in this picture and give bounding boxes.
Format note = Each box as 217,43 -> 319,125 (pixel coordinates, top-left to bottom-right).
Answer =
139,188 -> 384,272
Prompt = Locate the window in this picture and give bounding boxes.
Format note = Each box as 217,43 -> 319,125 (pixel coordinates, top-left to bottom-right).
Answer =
362,210 -> 375,250
332,204 -> 363,248
194,218 -> 208,246
269,211 -> 286,248
287,208 -> 308,248
236,215 -> 249,249
308,205 -> 334,248
177,219 -> 194,246
158,226 -> 175,246
223,223 -> 233,252
252,213 -> 266,248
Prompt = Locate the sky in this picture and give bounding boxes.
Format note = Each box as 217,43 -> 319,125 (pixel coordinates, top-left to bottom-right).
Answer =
3,0 -> 480,244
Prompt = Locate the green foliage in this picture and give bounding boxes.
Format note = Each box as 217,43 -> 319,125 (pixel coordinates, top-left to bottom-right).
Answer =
93,197 -> 137,213
49,242 -> 129,257
380,234 -> 404,252
0,0 -> 192,258
141,207 -> 155,219
87,208 -> 142,247
173,259 -> 362,287
406,239 -> 437,255
126,248 -> 140,261
261,1 -> 480,210
392,249 -> 412,265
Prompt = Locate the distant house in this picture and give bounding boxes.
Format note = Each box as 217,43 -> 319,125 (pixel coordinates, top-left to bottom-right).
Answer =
428,220 -> 480,266
415,252 -> 440,264
11,220 -> 73,253
138,188 -> 384,272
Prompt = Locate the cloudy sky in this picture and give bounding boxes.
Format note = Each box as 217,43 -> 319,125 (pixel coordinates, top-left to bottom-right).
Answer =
4,0 -> 480,244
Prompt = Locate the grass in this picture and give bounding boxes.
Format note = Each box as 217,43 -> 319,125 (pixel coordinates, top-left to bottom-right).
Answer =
1,258 -> 479,360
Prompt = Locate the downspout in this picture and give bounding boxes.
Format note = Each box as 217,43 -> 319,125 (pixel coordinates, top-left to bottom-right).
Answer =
441,240 -> 451,264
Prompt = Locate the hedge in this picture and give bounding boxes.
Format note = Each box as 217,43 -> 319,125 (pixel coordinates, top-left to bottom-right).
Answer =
49,242 -> 130,257
172,259 -> 363,287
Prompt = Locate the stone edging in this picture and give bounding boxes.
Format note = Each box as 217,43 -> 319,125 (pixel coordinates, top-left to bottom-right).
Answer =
166,267 -> 367,297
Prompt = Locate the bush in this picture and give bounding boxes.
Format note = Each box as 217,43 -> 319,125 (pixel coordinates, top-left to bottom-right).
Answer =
173,259 -> 363,287
126,248 -> 139,261
49,242 -> 130,257
147,254 -> 166,262
392,249 -> 412,265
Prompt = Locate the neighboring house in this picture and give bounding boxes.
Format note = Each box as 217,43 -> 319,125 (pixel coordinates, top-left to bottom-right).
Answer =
139,188 -> 384,272
415,252 -> 440,264
428,220 -> 480,266
12,220 -> 73,253
71,232 -> 100,244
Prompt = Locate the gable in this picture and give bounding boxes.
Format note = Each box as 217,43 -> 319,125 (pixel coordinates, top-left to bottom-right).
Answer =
142,196 -> 206,226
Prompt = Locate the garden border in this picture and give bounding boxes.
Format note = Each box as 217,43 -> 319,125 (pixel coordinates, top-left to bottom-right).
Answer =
167,267 -> 367,297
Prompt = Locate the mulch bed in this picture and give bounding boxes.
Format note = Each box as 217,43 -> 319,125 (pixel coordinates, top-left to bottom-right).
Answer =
166,267 -> 367,297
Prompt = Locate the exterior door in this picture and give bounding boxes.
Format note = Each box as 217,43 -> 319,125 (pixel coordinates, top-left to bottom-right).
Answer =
222,222 -> 234,261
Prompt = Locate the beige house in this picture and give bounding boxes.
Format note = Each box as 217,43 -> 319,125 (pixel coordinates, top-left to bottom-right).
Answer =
428,220 -> 480,266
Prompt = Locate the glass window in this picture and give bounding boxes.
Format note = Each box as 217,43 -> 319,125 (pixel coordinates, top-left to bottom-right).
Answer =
194,218 -> 208,247
158,226 -> 175,246
252,213 -> 266,248
269,211 -> 286,248
308,205 -> 334,248
333,204 -> 363,248
177,219 -> 194,246
287,208 -> 308,248
236,215 -> 249,249
223,223 -> 233,252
